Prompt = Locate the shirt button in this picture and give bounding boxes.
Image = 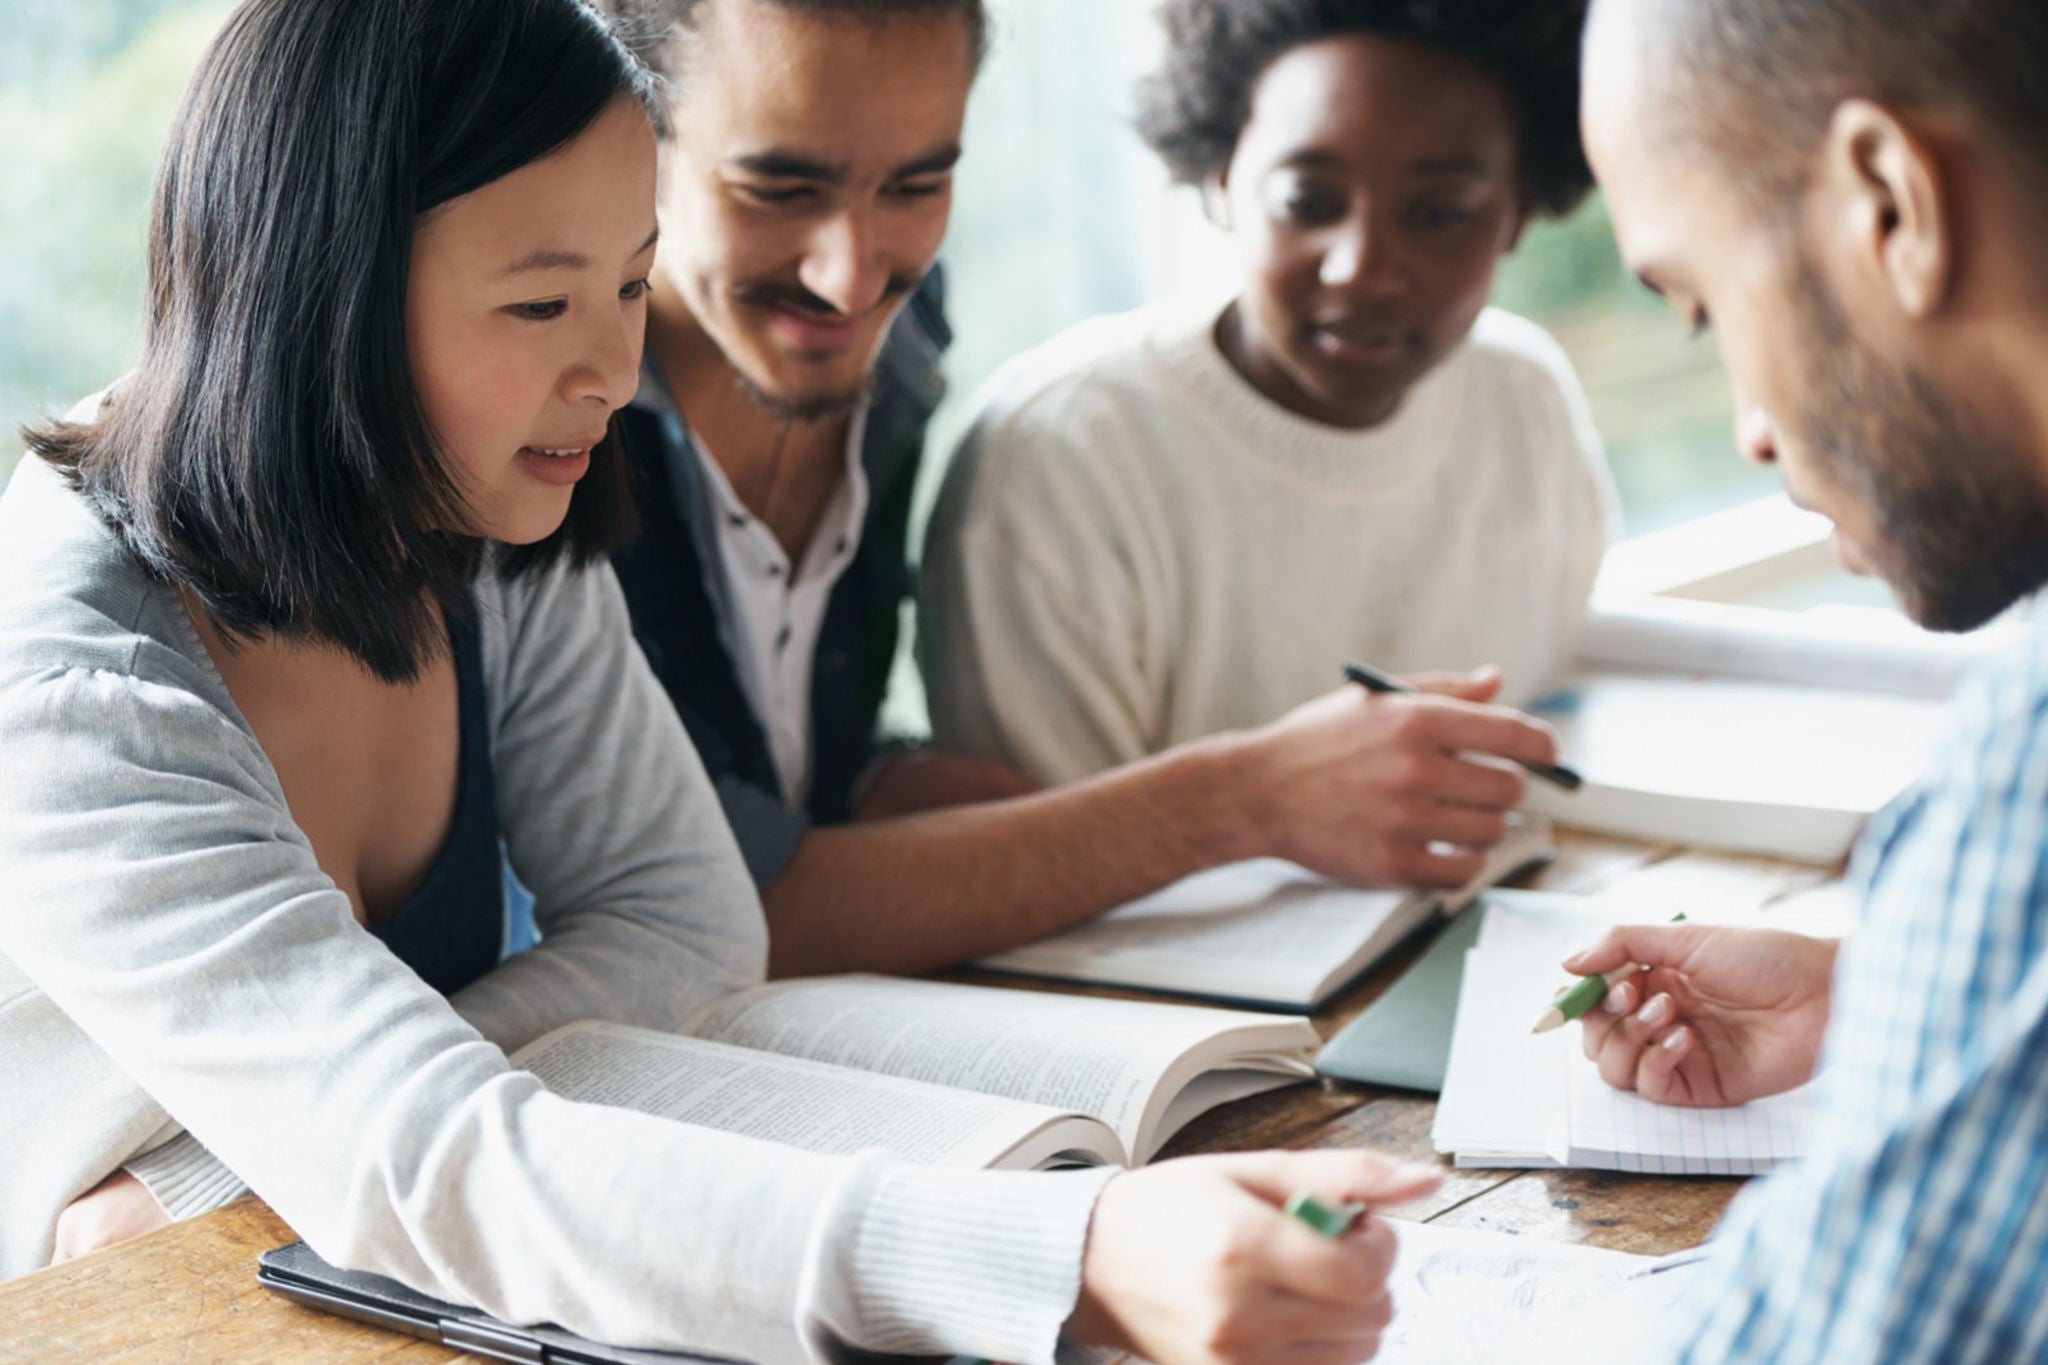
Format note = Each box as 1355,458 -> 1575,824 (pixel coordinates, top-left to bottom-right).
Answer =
776,626 -> 792,651
727,513 -> 745,528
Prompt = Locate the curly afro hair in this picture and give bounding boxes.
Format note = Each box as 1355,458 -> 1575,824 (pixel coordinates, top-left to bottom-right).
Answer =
1136,0 -> 1593,219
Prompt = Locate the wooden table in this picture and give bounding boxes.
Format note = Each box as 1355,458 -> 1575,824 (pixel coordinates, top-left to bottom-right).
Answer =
0,831 -> 1837,1361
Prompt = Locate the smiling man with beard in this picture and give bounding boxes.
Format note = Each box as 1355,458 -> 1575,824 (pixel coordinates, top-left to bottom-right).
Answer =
598,0 -> 1570,981
1558,1 -> 2048,1360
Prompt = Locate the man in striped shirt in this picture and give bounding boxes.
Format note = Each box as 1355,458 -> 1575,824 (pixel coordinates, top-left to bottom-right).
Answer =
1572,0 -> 2048,1359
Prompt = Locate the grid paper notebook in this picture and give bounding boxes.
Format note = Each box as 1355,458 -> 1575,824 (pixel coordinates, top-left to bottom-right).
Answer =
1433,897 -> 1819,1174
1566,1031 -> 1814,1175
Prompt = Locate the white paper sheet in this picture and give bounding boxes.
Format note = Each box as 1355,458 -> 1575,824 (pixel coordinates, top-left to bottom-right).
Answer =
1377,1220 -> 1704,1363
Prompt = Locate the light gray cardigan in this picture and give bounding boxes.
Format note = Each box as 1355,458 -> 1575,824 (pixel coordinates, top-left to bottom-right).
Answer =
0,455 -> 1106,1361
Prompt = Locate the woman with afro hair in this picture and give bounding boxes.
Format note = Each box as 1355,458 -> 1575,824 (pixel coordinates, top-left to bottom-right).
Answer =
923,0 -> 1620,812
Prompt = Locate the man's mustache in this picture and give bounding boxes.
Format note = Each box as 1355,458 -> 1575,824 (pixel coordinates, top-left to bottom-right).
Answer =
732,275 -> 918,318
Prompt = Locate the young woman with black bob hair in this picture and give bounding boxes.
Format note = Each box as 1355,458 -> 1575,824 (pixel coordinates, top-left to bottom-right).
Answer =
0,1 -> 1436,1360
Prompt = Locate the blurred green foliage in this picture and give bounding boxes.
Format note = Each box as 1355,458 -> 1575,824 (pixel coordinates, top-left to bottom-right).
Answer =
1494,199 -> 1780,534
6,0 -> 1772,537
1,1 -> 230,485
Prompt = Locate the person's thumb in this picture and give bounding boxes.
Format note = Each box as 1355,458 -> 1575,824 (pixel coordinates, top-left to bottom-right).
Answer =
1562,923 -> 1703,975
1405,665 -> 1504,702
1220,1148 -> 1442,1211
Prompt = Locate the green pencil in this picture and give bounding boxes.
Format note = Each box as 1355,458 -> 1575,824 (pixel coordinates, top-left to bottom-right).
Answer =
1529,963 -> 1643,1034
1531,913 -> 1688,1034
1284,1192 -> 1368,1239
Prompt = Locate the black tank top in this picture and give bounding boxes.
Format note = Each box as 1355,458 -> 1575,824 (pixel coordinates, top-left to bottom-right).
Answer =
367,602 -> 503,996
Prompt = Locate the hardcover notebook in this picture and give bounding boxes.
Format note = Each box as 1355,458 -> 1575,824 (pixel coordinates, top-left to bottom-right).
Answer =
970,815 -> 1555,1012
1312,894 -> 1486,1092
258,1239 -> 719,1364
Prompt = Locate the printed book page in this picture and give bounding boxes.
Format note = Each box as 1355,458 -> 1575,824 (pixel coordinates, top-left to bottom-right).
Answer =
514,1022 -> 1124,1171
681,975 -> 1318,1160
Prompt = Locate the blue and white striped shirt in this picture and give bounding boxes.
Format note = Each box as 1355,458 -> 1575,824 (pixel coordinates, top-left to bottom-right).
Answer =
1679,620 -> 2048,1362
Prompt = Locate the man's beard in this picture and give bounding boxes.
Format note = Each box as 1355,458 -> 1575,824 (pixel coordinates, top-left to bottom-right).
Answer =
727,273 -> 915,423
1789,253 -> 2048,632
731,366 -> 870,424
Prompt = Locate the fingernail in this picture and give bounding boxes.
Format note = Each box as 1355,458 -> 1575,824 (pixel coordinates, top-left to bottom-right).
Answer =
1637,994 -> 1672,1027
1663,1026 -> 1690,1052
1602,984 -> 1631,1014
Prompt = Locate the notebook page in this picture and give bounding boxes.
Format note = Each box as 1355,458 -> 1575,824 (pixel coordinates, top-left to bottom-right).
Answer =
975,859 -> 1414,1004
1431,943 -> 1570,1164
1566,1041 -> 1816,1175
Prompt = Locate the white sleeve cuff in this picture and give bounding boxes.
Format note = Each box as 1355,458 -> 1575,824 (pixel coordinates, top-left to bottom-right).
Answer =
123,1129 -> 248,1221
804,1157 -> 1115,1365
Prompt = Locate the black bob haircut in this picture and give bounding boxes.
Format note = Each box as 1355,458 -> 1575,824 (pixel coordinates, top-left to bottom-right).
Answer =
25,0 -> 658,684
1136,0 -> 1594,220
597,0 -> 987,134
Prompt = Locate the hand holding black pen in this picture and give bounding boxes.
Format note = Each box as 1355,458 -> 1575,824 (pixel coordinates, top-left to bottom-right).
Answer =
1342,661 -> 1584,792
1241,666 -> 1564,889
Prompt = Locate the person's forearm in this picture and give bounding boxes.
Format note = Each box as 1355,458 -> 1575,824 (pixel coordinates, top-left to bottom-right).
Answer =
764,731 -> 1269,977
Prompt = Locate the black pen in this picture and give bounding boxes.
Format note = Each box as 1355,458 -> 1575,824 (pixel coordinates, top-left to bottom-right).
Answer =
1342,661 -> 1585,793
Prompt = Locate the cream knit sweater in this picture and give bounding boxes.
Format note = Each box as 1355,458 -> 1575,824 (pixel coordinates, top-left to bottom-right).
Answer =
920,297 -> 1617,785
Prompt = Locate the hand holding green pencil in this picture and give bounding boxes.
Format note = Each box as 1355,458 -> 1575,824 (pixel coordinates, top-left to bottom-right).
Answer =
1557,921 -> 1840,1108
1069,1150 -> 1438,1365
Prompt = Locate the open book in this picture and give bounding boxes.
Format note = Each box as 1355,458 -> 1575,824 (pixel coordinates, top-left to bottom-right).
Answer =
513,974 -> 1319,1171
968,815 -> 1555,1012
1523,598 -> 1992,863
1433,895 -> 1816,1174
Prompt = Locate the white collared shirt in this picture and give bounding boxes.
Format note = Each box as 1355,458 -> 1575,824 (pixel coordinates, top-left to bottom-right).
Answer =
691,410 -> 870,810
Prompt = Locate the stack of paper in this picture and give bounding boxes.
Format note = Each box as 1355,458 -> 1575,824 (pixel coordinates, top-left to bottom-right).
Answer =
1433,897 -> 1817,1174
1523,598 -> 1980,863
